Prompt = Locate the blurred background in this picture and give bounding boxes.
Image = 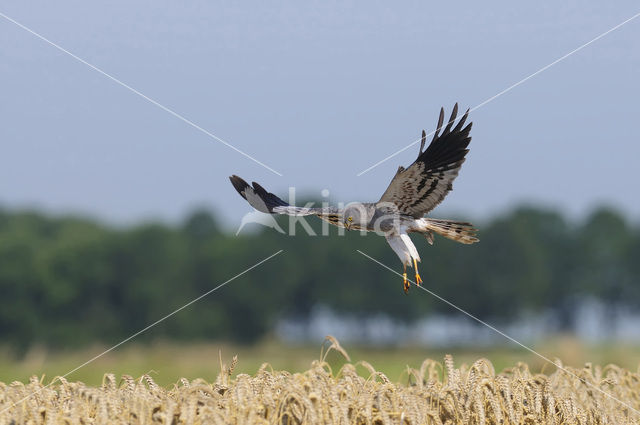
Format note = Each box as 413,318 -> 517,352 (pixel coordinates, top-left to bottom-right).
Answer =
1,1 -> 639,385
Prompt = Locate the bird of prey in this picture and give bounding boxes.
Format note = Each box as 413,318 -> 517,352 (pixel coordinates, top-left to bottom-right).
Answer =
230,104 -> 478,293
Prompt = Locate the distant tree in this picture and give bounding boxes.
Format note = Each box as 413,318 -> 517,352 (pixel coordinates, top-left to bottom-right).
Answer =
576,208 -> 635,325
183,209 -> 220,242
0,206 -> 637,348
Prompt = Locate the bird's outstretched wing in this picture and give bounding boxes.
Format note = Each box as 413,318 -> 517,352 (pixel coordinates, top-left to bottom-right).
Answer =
229,175 -> 340,218
378,104 -> 472,218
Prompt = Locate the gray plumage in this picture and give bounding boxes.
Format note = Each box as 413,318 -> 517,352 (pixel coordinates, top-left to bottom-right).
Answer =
229,104 -> 478,292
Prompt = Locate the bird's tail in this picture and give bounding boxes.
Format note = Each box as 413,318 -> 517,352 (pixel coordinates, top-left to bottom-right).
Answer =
420,218 -> 479,245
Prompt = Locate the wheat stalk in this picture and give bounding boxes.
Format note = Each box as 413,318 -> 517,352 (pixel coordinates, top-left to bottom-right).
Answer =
1,340 -> 639,424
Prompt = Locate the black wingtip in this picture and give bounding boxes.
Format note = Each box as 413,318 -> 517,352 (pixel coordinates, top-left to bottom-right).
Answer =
420,129 -> 427,154
432,107 -> 445,142
454,108 -> 471,132
229,175 -> 249,200
442,103 -> 459,135
251,181 -> 268,197
252,181 -> 289,209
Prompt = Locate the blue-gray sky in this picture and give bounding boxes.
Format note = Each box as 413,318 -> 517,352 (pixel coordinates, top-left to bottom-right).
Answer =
1,1 -> 639,228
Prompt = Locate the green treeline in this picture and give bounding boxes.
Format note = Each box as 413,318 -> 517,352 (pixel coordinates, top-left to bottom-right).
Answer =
0,206 -> 639,349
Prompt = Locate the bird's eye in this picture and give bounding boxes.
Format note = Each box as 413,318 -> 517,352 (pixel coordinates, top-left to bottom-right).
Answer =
348,217 -> 353,222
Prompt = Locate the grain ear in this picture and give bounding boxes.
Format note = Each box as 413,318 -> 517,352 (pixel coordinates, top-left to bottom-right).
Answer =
0,338 -> 631,424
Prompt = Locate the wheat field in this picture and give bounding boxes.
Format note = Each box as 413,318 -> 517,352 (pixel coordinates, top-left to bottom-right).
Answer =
1,338 -> 639,424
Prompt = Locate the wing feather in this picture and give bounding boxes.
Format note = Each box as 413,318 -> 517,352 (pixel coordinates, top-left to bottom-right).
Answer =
229,175 -> 340,218
432,107 -> 445,142
378,104 -> 472,217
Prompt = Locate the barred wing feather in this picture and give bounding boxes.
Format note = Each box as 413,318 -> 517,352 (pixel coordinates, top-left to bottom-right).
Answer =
378,104 -> 472,218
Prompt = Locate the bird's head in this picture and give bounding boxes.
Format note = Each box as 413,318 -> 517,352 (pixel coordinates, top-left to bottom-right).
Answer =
343,203 -> 367,230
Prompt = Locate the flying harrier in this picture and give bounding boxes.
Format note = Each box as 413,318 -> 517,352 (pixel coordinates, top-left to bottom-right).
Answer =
230,104 -> 478,293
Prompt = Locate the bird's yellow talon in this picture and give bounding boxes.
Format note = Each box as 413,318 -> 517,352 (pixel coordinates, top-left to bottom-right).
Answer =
403,273 -> 410,293
413,258 -> 422,286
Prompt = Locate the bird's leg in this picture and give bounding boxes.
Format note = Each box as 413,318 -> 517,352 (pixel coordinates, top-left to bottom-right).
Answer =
402,264 -> 410,293
413,258 -> 423,286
